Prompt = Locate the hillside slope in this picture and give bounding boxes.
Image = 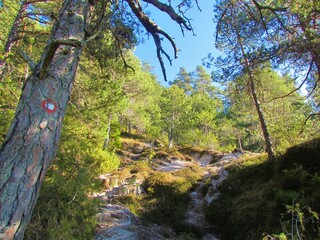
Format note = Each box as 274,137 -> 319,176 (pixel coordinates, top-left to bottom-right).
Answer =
206,138 -> 320,239
95,134 -> 238,239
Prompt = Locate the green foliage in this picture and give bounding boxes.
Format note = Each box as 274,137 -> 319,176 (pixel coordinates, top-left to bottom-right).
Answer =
25,100 -> 121,239
218,66 -> 315,152
26,187 -> 99,240
205,138 -> 320,239
1,1 -> 319,239
159,84 -> 193,146
162,66 -> 222,148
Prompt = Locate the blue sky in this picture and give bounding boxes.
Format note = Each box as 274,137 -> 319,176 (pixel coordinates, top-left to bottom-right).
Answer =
134,0 -> 220,86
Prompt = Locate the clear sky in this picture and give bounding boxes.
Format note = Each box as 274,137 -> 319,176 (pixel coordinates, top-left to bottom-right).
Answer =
134,0 -> 220,86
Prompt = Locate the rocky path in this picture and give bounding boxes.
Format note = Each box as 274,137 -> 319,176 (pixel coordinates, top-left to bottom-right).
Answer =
95,202 -> 139,240
94,143 -> 241,240
94,198 -> 177,240
184,152 -> 239,239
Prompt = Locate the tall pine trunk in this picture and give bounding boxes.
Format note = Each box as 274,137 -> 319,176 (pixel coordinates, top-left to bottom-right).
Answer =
0,1 -> 91,239
237,32 -> 275,161
248,72 -> 275,161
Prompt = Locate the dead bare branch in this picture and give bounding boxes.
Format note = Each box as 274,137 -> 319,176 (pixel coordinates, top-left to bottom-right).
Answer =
306,80 -> 317,98
114,35 -> 135,72
126,0 -> 188,81
142,0 -> 192,31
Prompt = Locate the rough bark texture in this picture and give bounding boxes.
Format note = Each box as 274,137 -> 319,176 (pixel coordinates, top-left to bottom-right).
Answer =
0,0 -> 90,239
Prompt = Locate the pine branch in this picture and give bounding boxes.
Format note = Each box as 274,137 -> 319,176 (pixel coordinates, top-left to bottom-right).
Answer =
16,48 -> 36,70
39,39 -> 82,79
300,113 -> 320,134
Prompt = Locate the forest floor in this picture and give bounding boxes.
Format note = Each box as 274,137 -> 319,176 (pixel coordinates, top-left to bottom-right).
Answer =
93,135 -> 242,239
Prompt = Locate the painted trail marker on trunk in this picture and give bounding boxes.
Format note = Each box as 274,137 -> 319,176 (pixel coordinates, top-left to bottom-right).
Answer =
41,99 -> 57,114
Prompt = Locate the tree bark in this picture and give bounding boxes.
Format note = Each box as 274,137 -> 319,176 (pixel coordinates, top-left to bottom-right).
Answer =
0,0 -> 91,239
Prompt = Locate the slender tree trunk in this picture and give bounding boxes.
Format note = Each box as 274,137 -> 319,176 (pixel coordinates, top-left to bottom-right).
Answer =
0,1 -> 91,239
128,120 -> 131,134
236,31 -> 275,161
0,1 -> 28,79
248,72 -> 275,160
103,114 -> 112,149
168,112 -> 174,148
237,132 -> 243,151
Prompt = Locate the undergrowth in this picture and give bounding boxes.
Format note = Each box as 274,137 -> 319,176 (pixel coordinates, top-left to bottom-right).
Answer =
24,112 -> 121,240
205,138 -> 320,239
117,165 -> 204,238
